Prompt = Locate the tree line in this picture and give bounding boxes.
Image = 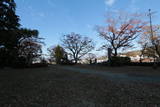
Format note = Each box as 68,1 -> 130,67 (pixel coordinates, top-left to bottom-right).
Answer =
0,0 -> 160,67
49,11 -> 160,64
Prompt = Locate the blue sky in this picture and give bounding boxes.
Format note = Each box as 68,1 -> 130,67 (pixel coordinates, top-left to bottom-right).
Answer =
15,0 -> 160,56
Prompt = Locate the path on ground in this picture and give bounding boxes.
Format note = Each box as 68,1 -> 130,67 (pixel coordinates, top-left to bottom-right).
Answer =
60,66 -> 160,83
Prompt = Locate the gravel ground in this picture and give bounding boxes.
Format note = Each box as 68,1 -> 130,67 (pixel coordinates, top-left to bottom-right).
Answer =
0,65 -> 160,107
73,65 -> 160,76
62,65 -> 160,83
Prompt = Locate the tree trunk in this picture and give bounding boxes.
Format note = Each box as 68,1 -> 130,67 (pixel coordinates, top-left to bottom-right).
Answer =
73,55 -> 78,64
74,59 -> 78,64
114,48 -> 117,56
139,55 -> 142,63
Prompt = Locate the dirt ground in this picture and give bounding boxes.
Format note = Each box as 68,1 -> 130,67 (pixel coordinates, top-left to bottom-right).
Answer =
0,65 -> 160,107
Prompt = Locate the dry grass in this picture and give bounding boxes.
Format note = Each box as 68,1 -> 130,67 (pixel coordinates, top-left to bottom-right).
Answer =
0,65 -> 160,106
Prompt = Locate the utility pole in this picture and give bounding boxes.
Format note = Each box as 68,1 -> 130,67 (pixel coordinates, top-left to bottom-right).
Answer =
148,9 -> 154,40
148,9 -> 157,44
148,9 -> 157,68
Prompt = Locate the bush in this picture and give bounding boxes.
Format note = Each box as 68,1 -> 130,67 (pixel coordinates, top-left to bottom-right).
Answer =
40,58 -> 48,64
28,58 -> 49,68
29,63 -> 48,68
12,57 -> 49,68
0,48 -> 6,68
128,62 -> 160,66
109,56 -> 131,66
11,57 -> 27,68
60,59 -> 75,65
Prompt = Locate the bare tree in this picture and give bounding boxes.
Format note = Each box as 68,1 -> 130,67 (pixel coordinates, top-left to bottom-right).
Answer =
149,26 -> 160,59
19,37 -> 42,65
96,11 -> 146,56
138,26 -> 150,62
18,29 -> 43,65
86,53 -> 96,64
61,33 -> 95,64
139,25 -> 160,60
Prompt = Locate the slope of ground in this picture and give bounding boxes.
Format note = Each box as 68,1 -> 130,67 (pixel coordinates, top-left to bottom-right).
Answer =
0,65 -> 160,107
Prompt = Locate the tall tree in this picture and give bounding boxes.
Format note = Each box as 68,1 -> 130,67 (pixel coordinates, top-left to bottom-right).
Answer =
62,33 -> 95,64
0,0 -> 20,45
96,11 -> 146,56
0,1 -> 44,67
0,0 -> 20,30
0,0 -> 20,66
48,45 -> 67,64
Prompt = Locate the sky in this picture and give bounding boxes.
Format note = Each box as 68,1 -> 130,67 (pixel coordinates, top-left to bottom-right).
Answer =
15,0 -> 160,56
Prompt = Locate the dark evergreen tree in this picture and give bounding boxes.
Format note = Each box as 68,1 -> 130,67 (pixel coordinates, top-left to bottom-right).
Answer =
48,45 -> 68,64
0,0 -> 20,46
0,0 -> 43,67
0,0 -> 20,67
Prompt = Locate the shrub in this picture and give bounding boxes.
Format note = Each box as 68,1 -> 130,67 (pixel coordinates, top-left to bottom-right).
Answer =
29,59 -> 49,68
12,57 -> 49,68
0,48 -> 6,68
128,62 -> 160,66
109,56 -> 131,66
29,63 -> 48,68
60,59 -> 75,65
11,57 -> 27,68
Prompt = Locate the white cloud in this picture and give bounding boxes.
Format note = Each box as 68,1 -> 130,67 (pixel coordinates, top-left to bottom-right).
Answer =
105,0 -> 116,6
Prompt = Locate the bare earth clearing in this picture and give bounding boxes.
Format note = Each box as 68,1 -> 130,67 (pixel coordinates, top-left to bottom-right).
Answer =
0,65 -> 160,107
